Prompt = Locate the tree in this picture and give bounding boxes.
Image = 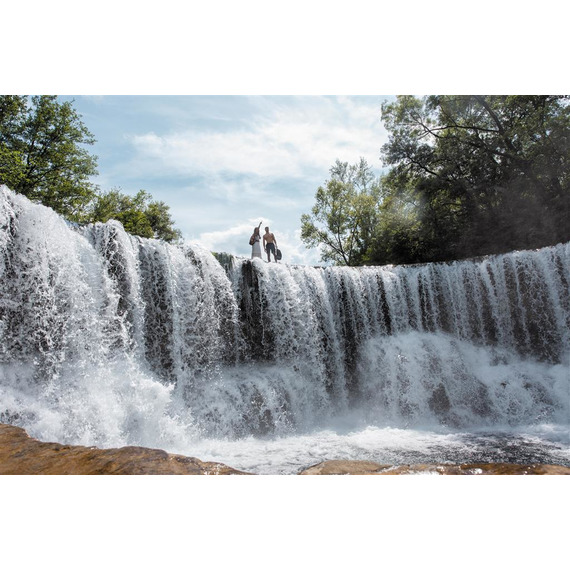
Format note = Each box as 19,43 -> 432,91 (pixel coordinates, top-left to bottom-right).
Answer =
378,95 -> 570,262
369,179 -> 425,265
0,96 -> 183,244
0,95 -> 98,221
145,199 -> 184,243
89,188 -> 183,243
0,96 -> 28,191
301,158 -> 381,265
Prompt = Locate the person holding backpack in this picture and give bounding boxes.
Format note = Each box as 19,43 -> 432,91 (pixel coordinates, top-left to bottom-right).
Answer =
249,222 -> 262,259
263,226 -> 278,262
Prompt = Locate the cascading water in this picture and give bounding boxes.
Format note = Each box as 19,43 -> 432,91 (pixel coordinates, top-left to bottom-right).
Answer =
1,186 -> 569,473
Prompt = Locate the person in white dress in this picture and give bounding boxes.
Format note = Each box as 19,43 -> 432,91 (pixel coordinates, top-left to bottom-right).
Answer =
250,222 -> 262,259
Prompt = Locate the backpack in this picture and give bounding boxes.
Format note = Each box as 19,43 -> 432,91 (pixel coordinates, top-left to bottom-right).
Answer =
276,248 -> 282,261
249,235 -> 255,246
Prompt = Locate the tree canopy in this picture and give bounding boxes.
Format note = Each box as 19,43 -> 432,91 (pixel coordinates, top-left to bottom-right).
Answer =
1,95 -> 182,243
302,95 -> 570,266
376,95 -> 570,263
0,95 -> 98,221
89,188 -> 183,243
300,158 -> 381,265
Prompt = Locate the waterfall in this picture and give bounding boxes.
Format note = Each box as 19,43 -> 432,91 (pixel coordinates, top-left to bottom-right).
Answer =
1,186 -> 569,459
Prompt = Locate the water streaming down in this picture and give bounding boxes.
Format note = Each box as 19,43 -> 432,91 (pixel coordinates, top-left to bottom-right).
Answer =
1,186 -> 569,473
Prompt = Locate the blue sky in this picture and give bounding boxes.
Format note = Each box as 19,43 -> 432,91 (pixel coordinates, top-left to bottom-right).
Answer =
59,95 -> 393,265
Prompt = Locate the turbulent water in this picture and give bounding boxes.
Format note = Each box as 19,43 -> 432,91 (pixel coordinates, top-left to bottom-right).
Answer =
1,186 -> 569,473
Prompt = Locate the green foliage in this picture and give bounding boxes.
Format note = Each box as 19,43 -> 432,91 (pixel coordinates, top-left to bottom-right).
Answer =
0,95 -> 98,221
301,158 -> 381,265
0,96 -> 183,244
89,188 -> 183,243
302,96 -> 569,266
144,199 -> 184,243
376,95 -> 570,263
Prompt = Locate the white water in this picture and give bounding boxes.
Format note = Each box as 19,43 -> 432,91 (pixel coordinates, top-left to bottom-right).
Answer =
1,187 -> 569,473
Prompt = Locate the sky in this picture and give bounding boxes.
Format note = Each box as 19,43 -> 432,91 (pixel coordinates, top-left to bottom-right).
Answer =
59,95 -> 393,265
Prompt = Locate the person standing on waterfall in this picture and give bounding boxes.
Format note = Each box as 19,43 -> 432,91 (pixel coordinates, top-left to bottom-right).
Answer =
263,226 -> 278,262
250,222 -> 263,259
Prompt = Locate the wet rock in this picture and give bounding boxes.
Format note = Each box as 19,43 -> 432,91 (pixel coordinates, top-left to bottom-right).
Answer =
299,460 -> 393,474
0,424 -> 250,475
428,384 -> 451,415
298,459 -> 570,475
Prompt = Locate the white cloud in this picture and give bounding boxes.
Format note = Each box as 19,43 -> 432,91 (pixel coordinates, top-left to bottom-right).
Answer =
193,220 -> 259,253
126,96 -> 387,181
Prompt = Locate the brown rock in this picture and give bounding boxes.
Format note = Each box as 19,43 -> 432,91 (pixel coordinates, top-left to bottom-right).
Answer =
299,460 -> 393,475
298,459 -> 570,475
0,424 -> 250,475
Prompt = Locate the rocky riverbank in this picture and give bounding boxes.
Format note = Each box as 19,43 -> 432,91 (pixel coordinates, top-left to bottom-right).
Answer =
298,458 -> 570,475
0,423 -> 249,475
1,423 -> 569,475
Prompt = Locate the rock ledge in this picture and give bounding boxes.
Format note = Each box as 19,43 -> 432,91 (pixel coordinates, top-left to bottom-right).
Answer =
298,459 -> 570,475
0,424 -> 249,475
